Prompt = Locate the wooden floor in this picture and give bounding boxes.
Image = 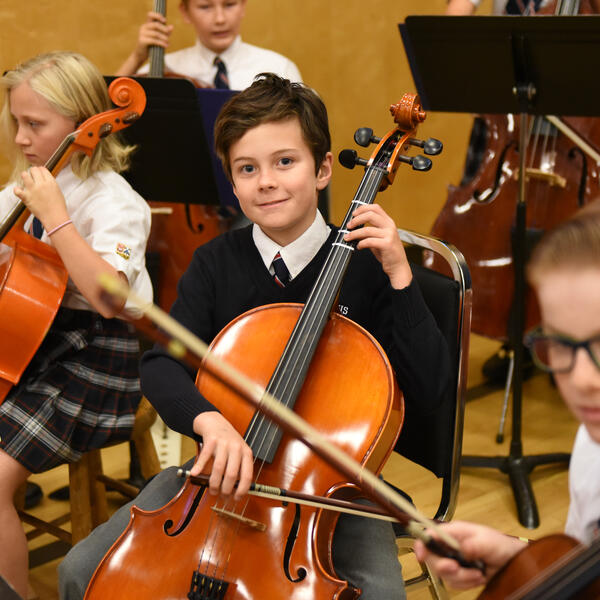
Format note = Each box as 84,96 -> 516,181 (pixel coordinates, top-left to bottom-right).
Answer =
23,334 -> 578,600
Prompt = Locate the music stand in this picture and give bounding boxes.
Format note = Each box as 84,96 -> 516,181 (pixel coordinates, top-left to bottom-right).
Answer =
104,76 -> 222,206
400,15 -> 600,528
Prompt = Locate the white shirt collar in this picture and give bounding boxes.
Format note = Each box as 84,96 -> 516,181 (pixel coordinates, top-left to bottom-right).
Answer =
252,210 -> 330,281
195,35 -> 242,68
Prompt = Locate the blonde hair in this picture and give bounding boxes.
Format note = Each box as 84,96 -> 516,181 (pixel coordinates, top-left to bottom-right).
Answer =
0,51 -> 135,181
527,211 -> 600,288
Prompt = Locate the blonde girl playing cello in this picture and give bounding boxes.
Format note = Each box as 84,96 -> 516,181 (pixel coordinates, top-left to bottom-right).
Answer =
0,51 -> 152,599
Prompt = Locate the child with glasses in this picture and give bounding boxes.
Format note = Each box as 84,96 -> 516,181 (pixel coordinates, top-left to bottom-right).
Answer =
414,212 -> 600,590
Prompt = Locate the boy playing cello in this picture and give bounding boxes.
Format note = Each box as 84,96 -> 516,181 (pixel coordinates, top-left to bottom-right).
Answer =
60,73 -> 450,599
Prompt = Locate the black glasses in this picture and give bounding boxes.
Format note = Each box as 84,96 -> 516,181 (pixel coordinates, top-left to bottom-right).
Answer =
525,327 -> 600,374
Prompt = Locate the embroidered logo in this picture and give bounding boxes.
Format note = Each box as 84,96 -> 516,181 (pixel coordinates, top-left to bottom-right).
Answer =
116,243 -> 131,260
337,304 -> 349,316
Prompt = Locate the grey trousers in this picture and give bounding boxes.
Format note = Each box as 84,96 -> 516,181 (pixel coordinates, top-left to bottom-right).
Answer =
58,463 -> 406,600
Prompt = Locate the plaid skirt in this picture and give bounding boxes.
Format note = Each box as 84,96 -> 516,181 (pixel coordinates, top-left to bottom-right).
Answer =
0,307 -> 141,473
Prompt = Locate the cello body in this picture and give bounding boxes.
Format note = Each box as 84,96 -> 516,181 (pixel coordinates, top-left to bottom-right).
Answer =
430,0 -> 600,341
148,203 -> 226,311
85,304 -> 403,599
478,534 -> 600,599
0,228 -> 68,403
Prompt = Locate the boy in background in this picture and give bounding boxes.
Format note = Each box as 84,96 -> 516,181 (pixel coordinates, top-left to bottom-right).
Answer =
116,0 -> 302,88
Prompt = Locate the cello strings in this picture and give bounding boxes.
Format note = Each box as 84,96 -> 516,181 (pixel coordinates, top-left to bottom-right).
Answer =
239,148 -> 392,527
247,134 -> 395,468
245,156 -> 388,469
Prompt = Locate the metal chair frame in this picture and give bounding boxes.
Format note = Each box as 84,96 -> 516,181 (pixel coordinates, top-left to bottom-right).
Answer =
395,228 -> 472,598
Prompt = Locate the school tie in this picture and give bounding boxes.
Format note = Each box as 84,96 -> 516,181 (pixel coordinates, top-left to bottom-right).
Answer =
213,56 -> 230,89
31,217 -> 43,239
505,0 -> 542,14
272,252 -> 290,287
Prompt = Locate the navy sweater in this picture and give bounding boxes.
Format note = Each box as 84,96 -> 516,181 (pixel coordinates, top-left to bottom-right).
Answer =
140,225 -> 451,440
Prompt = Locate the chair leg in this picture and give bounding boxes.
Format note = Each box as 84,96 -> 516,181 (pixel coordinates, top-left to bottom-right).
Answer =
421,560 -> 449,600
68,449 -> 108,544
133,429 -> 161,481
397,537 -> 449,600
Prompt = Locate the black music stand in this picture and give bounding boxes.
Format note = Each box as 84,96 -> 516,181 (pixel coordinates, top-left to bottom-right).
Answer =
104,76 -> 222,206
400,15 -> 600,528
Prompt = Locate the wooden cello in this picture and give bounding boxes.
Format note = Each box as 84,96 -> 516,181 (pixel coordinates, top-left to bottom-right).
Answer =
0,77 -> 146,404
429,0 -> 600,341
85,93 -> 440,600
479,534 -> 600,599
143,0 -> 227,313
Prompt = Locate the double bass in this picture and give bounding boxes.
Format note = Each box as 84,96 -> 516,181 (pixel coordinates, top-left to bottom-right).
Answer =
0,77 -> 146,404
84,93 -> 440,599
430,0 -> 600,341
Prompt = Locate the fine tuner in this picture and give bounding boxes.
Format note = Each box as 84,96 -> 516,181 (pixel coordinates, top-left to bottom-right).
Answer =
339,126 -> 443,173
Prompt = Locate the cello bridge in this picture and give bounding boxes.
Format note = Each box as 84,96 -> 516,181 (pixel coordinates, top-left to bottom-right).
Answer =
211,506 -> 267,531
515,168 -> 567,188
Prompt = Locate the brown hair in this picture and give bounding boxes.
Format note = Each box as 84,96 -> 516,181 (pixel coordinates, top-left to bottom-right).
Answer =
527,211 -> 600,288
214,73 -> 331,181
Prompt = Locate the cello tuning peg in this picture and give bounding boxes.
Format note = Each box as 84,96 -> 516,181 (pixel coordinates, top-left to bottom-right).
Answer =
339,149 -> 368,170
411,155 -> 433,171
354,127 -> 381,147
423,138 -> 443,155
397,154 -> 432,171
407,137 -> 443,156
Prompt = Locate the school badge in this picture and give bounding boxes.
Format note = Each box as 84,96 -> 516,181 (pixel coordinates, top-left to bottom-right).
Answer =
116,242 -> 132,260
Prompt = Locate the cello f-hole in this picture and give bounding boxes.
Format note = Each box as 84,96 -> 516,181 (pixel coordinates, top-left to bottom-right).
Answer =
283,503 -> 308,583
164,485 -> 206,537
567,146 -> 588,208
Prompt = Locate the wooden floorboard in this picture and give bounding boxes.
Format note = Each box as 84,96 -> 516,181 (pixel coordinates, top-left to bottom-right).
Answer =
24,333 -> 577,599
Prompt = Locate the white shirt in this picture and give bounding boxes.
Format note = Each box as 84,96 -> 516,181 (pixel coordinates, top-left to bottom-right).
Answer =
0,165 -> 153,312
139,36 -> 302,89
252,210 -> 330,281
565,424 -> 600,545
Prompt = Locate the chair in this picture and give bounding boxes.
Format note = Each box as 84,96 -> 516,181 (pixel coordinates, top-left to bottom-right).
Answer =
393,228 -> 472,599
16,397 -> 160,566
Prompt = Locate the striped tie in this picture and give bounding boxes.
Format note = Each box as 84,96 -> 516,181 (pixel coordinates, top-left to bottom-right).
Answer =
272,252 -> 290,287
213,56 -> 230,89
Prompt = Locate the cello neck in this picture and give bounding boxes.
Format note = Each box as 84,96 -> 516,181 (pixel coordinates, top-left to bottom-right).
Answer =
246,132 -> 399,463
148,0 -> 167,77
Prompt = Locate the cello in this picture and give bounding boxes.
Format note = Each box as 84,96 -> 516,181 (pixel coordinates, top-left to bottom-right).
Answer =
478,533 -> 600,599
429,0 -> 600,341
0,77 -> 146,404
84,93 -> 441,599
97,276 -> 600,600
